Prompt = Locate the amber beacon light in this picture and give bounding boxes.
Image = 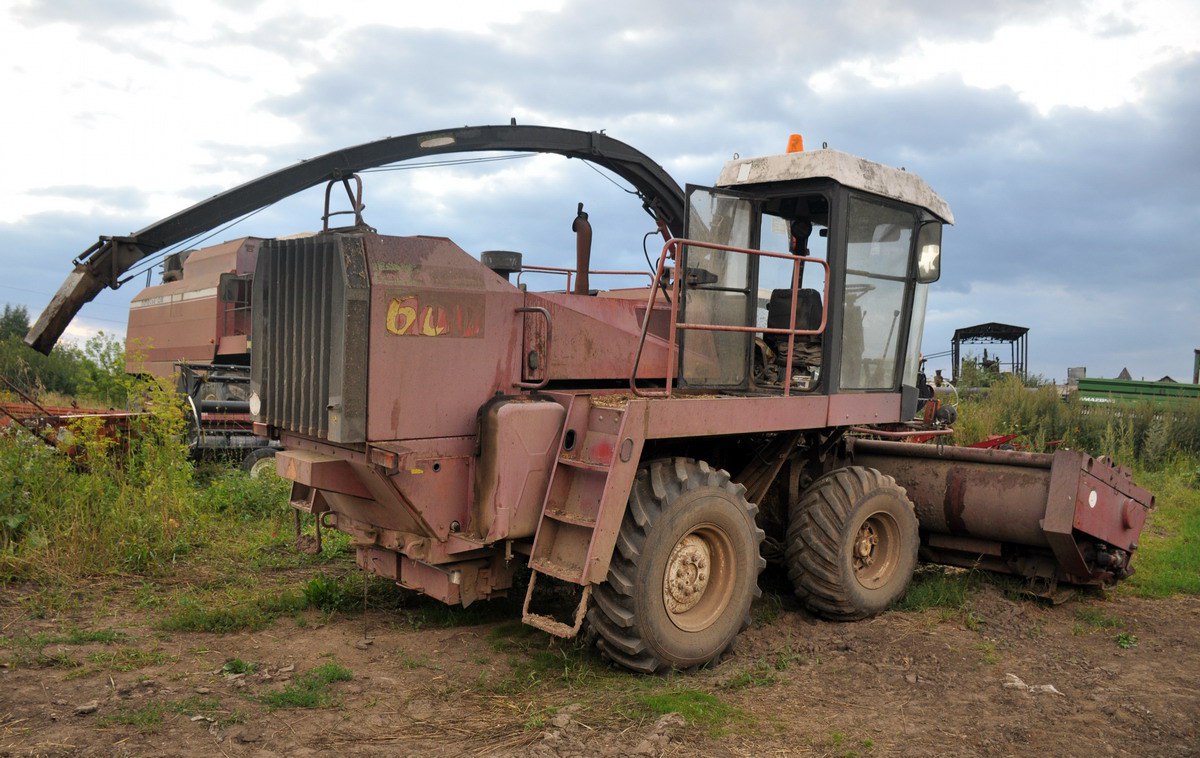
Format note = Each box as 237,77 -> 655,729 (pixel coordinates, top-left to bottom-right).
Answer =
786,133 -> 804,153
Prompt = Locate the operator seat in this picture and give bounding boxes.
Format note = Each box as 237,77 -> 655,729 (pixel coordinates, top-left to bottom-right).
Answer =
765,288 -> 823,368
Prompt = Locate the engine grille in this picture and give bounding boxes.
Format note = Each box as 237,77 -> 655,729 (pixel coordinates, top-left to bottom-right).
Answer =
251,233 -> 369,443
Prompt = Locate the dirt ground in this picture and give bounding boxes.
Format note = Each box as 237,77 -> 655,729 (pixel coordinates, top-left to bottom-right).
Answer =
1,573 -> 1198,758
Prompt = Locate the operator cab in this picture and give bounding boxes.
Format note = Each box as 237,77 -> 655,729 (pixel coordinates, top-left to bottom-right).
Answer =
674,142 -> 952,407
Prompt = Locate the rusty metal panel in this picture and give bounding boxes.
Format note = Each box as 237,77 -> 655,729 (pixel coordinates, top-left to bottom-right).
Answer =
524,292 -> 672,381
357,546 -> 401,580
1070,457 -> 1154,552
275,449 -> 373,499
474,398 -> 566,542
1042,451 -> 1092,577
826,392 -> 902,426
363,235 -> 526,441
397,555 -> 460,605
850,439 -> 1054,547
640,395 -> 828,439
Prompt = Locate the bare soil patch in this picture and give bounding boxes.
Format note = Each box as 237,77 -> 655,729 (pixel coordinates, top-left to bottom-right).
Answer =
1,574 -> 1197,757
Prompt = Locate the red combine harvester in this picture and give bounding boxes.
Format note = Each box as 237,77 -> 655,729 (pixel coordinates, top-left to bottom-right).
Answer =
123,236 -> 277,472
28,125 -> 1154,673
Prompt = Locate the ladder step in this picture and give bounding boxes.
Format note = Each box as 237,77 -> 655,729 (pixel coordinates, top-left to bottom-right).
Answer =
529,557 -> 584,583
521,571 -> 591,638
557,455 -> 611,472
544,508 -> 597,527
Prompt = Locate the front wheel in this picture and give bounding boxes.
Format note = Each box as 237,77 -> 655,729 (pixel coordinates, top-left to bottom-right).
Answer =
587,458 -> 765,673
785,466 -> 919,620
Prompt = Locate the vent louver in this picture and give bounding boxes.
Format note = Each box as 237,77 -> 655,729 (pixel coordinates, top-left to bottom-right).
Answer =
251,234 -> 369,443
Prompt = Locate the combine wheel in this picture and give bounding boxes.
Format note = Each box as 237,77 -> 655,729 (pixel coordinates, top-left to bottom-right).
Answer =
785,466 -> 918,620
587,458 -> 765,673
242,448 -> 277,479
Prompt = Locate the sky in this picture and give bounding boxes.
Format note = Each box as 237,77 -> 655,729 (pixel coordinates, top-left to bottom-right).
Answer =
1,0 -> 1197,382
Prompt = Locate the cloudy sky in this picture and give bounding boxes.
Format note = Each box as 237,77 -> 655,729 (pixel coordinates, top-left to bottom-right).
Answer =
1,0 -> 1197,382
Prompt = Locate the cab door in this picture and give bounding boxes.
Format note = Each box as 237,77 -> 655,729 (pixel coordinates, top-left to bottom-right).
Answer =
678,185 -> 757,390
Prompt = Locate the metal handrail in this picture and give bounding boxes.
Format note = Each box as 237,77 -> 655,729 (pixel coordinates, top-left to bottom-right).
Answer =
515,265 -> 653,291
629,238 -> 830,399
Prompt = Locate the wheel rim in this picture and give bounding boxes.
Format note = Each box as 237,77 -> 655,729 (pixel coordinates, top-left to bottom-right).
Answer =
852,510 -> 901,590
663,523 -> 736,632
249,456 -> 274,478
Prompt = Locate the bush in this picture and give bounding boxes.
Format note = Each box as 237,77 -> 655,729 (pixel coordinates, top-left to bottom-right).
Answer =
951,374 -> 1200,464
0,373 -> 198,579
199,469 -> 290,520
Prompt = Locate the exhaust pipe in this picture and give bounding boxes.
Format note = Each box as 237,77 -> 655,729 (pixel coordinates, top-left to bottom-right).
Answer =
572,203 -> 591,295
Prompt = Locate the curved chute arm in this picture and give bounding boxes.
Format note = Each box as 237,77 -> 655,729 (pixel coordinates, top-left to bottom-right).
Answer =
26,124 -> 684,354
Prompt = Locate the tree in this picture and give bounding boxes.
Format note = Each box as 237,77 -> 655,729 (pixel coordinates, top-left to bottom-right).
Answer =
0,304 -> 29,340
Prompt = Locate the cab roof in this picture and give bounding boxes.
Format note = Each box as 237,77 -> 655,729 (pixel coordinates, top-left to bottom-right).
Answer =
715,149 -> 954,225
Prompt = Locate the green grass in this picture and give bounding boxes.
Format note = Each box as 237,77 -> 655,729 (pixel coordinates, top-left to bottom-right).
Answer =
975,641 -> 1000,665
259,661 -> 353,709
97,695 -> 242,733
1075,606 -> 1124,629
86,647 -> 174,671
892,567 -> 975,613
820,730 -> 877,757
0,627 -> 129,669
98,703 -> 165,731
222,658 -> 255,674
158,590 -> 308,633
1125,459 -> 1200,597
635,689 -> 738,729
719,659 -> 780,690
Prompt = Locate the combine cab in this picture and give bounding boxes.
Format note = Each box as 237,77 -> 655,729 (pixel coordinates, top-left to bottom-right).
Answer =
28,125 -> 1155,673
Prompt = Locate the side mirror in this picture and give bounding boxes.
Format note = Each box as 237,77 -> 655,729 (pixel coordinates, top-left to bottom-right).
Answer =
916,222 -> 942,283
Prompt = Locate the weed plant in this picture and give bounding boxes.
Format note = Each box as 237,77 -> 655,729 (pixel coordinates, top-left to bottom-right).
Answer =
0,373 -> 200,580
950,375 -> 1200,461
259,661 -> 353,709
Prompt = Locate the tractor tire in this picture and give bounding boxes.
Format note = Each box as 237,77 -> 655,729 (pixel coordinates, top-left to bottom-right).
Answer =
785,466 -> 918,620
587,458 -> 766,673
242,448 -> 277,479
199,382 -> 229,402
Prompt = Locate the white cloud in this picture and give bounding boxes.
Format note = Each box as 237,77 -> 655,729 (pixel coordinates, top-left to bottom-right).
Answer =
0,0 -> 564,222
809,0 -> 1200,114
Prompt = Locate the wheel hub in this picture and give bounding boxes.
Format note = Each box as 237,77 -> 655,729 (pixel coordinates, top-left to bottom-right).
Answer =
854,523 -> 879,567
852,511 -> 900,590
664,535 -> 711,615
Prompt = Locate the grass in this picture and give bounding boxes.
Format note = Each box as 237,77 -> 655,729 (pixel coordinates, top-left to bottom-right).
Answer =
98,703 -> 165,731
719,659 -> 780,690
222,658 -> 255,674
0,627 -> 128,668
1124,458 -> 1200,598
158,590 -> 308,633
259,661 -> 353,709
1075,606 -> 1123,629
635,689 -> 738,729
975,641 -> 1000,665
892,567 -> 976,613
820,730 -> 877,758
98,695 -> 244,733
86,646 -> 174,671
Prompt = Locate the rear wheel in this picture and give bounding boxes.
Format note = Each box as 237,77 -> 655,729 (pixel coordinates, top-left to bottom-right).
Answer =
785,466 -> 918,620
587,458 -> 765,673
242,448 -> 277,479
